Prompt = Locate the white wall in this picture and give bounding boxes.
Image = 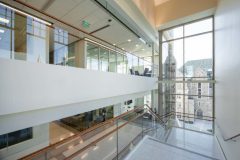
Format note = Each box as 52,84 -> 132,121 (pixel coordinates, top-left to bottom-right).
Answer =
0,58 -> 157,116
215,0 -> 240,139
215,0 -> 240,159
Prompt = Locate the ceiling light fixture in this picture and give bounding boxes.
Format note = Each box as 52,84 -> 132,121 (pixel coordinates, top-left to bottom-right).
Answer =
139,37 -> 146,44
0,17 -> 9,24
84,38 -> 125,54
0,2 -> 52,26
136,44 -> 139,47
0,29 -> 5,33
122,48 -> 125,50
142,49 -> 145,51
113,43 -> 116,46
128,39 -> 131,42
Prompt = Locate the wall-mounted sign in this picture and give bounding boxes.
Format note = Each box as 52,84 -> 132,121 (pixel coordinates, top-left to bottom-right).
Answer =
82,20 -> 90,28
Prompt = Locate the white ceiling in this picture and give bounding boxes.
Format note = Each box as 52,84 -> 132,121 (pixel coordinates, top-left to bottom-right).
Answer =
20,0 -> 153,57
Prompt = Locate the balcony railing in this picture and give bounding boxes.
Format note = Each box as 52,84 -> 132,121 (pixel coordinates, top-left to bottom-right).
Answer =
19,105 -> 166,160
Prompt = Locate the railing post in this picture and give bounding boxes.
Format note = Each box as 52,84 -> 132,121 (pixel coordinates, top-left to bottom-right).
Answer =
142,116 -> 143,138
45,151 -> 47,160
116,119 -> 119,160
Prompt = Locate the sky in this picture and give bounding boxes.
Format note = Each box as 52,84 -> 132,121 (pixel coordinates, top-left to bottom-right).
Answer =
162,18 -> 213,69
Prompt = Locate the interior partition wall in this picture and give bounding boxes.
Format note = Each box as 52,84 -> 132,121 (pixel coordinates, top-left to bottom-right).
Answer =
158,17 -> 215,134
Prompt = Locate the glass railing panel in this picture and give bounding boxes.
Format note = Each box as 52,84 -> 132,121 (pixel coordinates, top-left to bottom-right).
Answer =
116,114 -> 144,160
45,120 -> 117,160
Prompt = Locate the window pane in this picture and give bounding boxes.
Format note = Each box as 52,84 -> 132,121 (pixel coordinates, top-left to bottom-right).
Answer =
184,18 -> 213,36
139,59 -> 144,75
184,33 -> 213,78
123,55 -> 128,74
87,43 -> 99,70
127,53 -> 133,74
184,82 -> 213,97
184,95 -> 213,133
109,51 -> 116,72
0,26 -> 11,59
99,47 -> 109,72
162,26 -> 183,41
162,39 -> 183,79
132,55 -> 139,74
117,53 -> 124,74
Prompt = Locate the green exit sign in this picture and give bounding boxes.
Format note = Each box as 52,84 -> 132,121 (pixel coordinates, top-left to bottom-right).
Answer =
82,20 -> 90,28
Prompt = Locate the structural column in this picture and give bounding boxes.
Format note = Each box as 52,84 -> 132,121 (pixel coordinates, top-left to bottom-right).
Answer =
158,31 -> 164,116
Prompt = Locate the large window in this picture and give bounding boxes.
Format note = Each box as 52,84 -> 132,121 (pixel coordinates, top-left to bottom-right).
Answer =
87,43 -> 99,70
161,17 -> 214,133
99,48 -> 109,72
0,128 -> 33,149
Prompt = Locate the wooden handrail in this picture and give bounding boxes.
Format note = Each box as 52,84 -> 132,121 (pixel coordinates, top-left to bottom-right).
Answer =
19,106 -> 144,160
65,112 -> 146,160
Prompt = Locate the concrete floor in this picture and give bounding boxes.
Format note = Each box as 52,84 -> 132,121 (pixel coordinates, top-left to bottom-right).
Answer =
125,127 -> 225,160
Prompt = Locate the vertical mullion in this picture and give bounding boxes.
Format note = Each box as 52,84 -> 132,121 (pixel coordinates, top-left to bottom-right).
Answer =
212,16 -> 215,134
183,25 -> 186,129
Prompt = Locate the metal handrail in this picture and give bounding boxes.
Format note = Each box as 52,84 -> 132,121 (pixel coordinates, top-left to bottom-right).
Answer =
224,133 -> 240,141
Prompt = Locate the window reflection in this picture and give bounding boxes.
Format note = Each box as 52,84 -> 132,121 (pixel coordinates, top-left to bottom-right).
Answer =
117,53 -> 124,74
0,6 -> 13,59
27,18 -> 48,63
109,51 -> 117,72
99,48 -> 109,72
87,43 -> 99,70
54,27 -> 68,65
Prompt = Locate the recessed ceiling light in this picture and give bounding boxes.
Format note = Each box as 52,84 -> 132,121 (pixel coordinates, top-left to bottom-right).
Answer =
113,44 -> 116,46
136,44 -> 139,47
142,49 -> 145,51
0,29 -> 4,33
128,39 -> 131,42
0,17 -> 9,24
122,48 -> 124,50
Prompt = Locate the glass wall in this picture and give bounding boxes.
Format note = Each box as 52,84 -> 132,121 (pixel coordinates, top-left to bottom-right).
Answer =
0,6 -> 49,62
0,3 -> 156,77
109,51 -> 117,72
99,48 -> 109,72
85,41 -> 155,77
161,17 -> 214,133
86,43 -> 99,70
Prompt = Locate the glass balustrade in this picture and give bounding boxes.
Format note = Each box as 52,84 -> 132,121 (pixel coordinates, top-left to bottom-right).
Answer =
0,3 -> 158,77
17,105 -> 169,160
